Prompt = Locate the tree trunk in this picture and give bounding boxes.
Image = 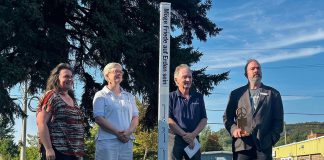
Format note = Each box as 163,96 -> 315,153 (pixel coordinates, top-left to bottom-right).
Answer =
143,147 -> 148,160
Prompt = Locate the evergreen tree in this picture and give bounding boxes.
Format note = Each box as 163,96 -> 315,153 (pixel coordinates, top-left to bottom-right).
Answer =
0,120 -> 15,140
0,0 -> 227,130
0,138 -> 19,160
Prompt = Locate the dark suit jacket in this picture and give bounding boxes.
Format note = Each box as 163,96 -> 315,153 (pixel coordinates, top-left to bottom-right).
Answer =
223,83 -> 284,152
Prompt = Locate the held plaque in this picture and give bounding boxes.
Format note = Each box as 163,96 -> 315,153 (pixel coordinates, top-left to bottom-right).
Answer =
236,106 -> 248,134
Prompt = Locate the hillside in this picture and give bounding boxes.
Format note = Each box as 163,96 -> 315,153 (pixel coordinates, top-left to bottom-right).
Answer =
215,122 -> 324,151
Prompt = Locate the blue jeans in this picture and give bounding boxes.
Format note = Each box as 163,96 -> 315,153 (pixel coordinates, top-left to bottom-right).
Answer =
95,138 -> 133,160
172,135 -> 201,160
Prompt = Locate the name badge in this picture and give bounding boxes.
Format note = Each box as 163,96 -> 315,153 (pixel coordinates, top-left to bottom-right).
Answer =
260,92 -> 268,96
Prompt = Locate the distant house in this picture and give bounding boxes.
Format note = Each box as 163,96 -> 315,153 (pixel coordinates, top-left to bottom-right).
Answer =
307,130 -> 324,139
201,151 -> 233,160
273,135 -> 324,160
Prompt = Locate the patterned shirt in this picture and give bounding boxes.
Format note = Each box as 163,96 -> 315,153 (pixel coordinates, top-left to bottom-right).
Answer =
36,90 -> 85,156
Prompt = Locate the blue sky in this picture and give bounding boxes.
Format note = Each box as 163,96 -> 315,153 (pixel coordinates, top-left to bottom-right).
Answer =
13,0 -> 324,142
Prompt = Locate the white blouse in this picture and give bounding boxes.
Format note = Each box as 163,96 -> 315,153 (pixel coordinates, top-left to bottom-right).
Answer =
93,86 -> 139,140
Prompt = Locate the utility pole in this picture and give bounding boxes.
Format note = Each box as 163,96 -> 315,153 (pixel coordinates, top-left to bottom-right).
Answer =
20,80 -> 28,160
284,122 -> 287,145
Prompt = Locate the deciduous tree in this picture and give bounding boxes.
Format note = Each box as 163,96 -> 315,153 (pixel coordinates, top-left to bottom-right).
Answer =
200,126 -> 223,152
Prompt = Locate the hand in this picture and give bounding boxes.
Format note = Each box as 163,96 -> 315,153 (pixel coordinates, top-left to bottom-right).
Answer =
117,131 -> 130,143
188,141 -> 195,149
45,148 -> 55,160
232,128 -> 249,138
182,132 -> 196,144
122,129 -> 132,138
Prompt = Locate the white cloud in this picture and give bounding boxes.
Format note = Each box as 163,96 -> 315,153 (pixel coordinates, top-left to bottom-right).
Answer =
259,48 -> 324,64
273,19 -> 324,32
282,95 -> 312,101
199,29 -> 324,70
263,29 -> 324,49
216,10 -> 262,22
204,47 -> 324,70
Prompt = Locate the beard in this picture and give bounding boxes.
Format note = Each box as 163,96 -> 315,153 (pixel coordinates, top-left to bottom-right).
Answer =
249,76 -> 262,85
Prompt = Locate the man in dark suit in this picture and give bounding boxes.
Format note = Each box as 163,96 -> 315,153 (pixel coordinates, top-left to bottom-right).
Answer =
223,59 -> 284,160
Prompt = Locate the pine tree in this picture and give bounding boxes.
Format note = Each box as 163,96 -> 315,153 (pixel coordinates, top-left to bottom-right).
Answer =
0,0 -> 228,130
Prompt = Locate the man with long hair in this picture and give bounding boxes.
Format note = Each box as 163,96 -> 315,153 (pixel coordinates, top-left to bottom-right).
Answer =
224,59 -> 284,160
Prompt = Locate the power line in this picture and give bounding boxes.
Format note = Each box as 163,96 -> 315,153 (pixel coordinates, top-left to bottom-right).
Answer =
206,47 -> 324,50
285,123 -> 324,126
283,94 -> 324,98
206,109 -> 324,116
206,109 -> 223,111
207,122 -> 324,125
207,123 -> 224,125
263,64 -> 324,69
206,109 -> 224,112
284,112 -> 324,116
205,63 -> 324,70
211,92 -> 324,98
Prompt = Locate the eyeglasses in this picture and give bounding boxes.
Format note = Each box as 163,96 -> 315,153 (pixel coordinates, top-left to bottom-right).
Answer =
109,69 -> 124,74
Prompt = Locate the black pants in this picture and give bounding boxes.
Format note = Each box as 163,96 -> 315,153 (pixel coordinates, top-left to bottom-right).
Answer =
41,145 -> 78,160
171,135 -> 201,160
233,147 -> 272,160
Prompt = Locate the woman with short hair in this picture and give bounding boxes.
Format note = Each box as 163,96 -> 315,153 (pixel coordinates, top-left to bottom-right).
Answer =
93,62 -> 139,160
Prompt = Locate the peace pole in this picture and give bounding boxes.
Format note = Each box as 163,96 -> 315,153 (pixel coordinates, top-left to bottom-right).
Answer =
158,2 -> 171,160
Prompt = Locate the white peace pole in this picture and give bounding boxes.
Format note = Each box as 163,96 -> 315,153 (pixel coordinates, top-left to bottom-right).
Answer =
158,2 -> 171,160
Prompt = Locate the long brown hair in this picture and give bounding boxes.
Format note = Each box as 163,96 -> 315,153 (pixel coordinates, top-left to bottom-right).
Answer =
45,63 -> 75,100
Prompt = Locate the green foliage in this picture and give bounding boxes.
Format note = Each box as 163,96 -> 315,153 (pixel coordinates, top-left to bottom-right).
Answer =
26,146 -> 41,160
276,122 -> 324,146
204,134 -> 223,151
133,99 -> 158,159
0,84 -> 23,127
84,124 -> 99,160
133,127 -> 158,160
25,134 -> 41,160
0,138 -> 19,160
215,128 -> 232,151
199,125 -> 211,151
0,0 -> 68,127
200,125 -> 223,152
0,121 -> 14,140
0,121 -> 19,159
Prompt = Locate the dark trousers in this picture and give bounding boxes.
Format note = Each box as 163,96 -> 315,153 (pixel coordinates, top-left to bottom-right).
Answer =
172,135 -> 201,160
41,145 -> 78,160
233,147 -> 272,160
